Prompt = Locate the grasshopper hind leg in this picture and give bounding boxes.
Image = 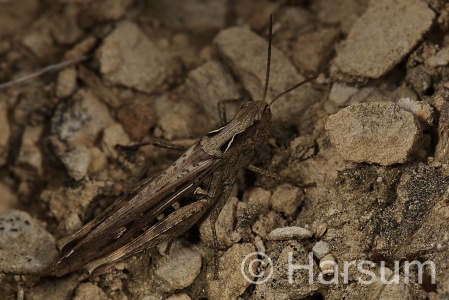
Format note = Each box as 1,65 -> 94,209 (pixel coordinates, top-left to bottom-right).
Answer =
84,199 -> 211,276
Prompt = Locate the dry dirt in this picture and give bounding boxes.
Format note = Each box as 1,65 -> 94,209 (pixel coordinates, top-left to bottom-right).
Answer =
1,0 -> 449,299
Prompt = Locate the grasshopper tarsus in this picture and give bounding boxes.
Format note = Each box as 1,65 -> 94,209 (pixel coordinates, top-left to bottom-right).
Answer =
296,181 -> 317,189
163,240 -> 174,255
286,179 -> 317,189
213,255 -> 220,280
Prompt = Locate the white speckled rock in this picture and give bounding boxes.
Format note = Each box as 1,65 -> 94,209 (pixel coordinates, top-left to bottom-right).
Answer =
0,210 -> 58,275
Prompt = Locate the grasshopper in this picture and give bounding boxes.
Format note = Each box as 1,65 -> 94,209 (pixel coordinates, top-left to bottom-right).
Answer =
52,16 -> 316,277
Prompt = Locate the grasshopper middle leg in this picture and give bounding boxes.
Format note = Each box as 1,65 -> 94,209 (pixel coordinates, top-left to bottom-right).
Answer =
199,162 -> 235,279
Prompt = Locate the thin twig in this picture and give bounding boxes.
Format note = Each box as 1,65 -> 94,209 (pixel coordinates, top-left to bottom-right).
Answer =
0,55 -> 89,89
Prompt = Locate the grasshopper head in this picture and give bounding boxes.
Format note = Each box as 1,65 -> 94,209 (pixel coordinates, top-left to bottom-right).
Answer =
221,100 -> 272,152
233,100 -> 271,128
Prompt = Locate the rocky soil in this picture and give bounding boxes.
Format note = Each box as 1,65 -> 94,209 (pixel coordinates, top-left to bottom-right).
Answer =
1,0 -> 449,299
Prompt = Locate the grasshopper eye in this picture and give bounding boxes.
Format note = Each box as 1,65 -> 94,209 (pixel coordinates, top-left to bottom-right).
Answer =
241,102 -> 251,109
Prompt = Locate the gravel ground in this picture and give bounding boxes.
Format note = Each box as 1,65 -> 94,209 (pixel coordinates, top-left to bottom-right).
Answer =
1,0 -> 449,299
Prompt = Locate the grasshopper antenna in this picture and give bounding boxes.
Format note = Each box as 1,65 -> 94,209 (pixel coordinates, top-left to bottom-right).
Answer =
261,15 -> 273,102
261,15 -> 317,108
268,75 -> 317,107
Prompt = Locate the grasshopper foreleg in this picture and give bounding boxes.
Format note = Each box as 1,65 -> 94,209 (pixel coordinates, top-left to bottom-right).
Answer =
217,98 -> 244,126
116,139 -> 187,152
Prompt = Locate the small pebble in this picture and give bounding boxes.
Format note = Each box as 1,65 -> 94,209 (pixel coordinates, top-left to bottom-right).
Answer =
271,184 -> 304,216
207,243 -> 255,300
22,30 -> 55,59
323,100 -> 339,115
183,61 -> 241,122
96,21 -> 178,94
329,83 -> 359,106
101,123 -> 131,159
314,223 -> 327,238
55,66 -> 77,98
242,187 -> 271,214
390,85 -> 418,101
157,100 -> 212,140
312,241 -> 330,259
251,211 -> 286,239
154,242 -> 202,291
17,126 -> 43,175
398,97 -> 434,129
141,296 -> 162,300
61,147 -> 91,181
254,241 -> 320,298
254,236 -> 266,253
41,180 -> 107,222
293,27 -> 340,73
350,87 -> 391,104
65,36 -> 97,60
117,101 -> 157,141
48,5 -> 83,45
74,283 -> 109,300
426,46 -> 449,67
199,197 -> 241,248
51,89 -> 115,150
167,294 -> 192,300
79,0 -> 133,26
319,254 -> 336,274
266,226 -> 313,241
57,212 -> 82,236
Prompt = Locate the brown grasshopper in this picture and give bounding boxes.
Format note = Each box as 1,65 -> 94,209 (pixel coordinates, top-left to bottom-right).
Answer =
52,16 -> 316,277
